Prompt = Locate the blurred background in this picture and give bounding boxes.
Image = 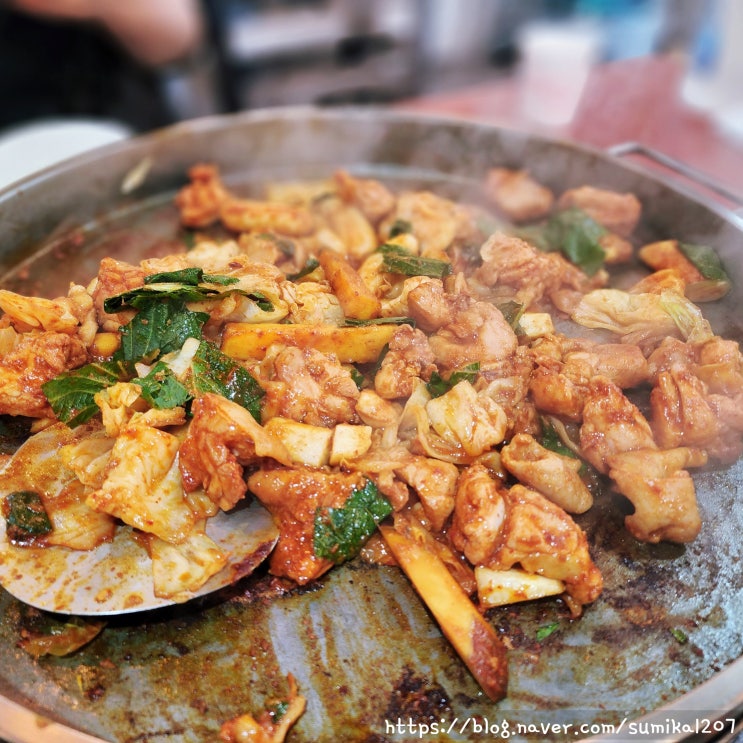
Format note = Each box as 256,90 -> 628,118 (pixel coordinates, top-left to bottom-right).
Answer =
0,0 -> 741,190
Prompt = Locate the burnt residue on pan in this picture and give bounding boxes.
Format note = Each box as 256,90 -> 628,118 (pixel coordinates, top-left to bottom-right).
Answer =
1,465 -> 742,743
1,109 -> 743,742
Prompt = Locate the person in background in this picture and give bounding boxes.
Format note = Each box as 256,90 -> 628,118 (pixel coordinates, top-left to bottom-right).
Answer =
0,0 -> 206,133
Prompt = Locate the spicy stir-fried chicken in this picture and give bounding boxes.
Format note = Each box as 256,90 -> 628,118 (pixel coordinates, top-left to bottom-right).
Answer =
0,161 -> 740,704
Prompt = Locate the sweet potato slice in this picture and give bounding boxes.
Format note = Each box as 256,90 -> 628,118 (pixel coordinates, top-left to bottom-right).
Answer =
379,522 -> 508,701
318,249 -> 381,320
221,322 -> 395,364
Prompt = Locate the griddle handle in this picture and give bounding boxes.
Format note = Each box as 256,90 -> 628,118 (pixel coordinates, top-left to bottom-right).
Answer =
607,141 -> 743,208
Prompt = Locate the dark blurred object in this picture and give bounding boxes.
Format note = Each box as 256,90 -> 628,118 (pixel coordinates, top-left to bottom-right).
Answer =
0,2 -> 205,133
202,0 -> 425,111
0,11 -> 167,132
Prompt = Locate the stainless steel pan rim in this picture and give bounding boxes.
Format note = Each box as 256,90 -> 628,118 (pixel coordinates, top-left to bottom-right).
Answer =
1,105 -> 742,743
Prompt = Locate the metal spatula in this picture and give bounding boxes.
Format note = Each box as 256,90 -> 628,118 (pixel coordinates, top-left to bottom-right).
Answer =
0,425 -> 278,616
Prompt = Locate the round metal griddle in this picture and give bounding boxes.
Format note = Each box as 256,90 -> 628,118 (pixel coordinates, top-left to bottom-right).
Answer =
0,107 -> 742,743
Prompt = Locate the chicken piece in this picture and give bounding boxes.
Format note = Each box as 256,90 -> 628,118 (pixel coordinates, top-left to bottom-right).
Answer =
449,463 -> 507,566
380,276 -> 440,323
557,185 -> 641,237
578,342 -> 649,389
175,163 -> 230,228
90,257 -> 145,331
355,389 -> 400,429
528,335 -> 647,423
485,168 -> 554,222
528,336 -> 590,422
265,178 -> 334,206
646,336 -> 743,462
334,169 -> 396,224
178,393 -> 292,510
0,330 -> 88,418
220,197 -> 315,237
0,286 -> 92,340
607,447 -> 706,543
650,368 -> 719,449
529,362 -> 587,422
86,423 -> 197,544
648,336 -> 743,396
374,324 -> 436,400
695,336 -> 743,395
705,393 -> 743,463
342,444 -> 413,511
429,300 -> 518,373
187,237 -> 243,268
478,348 -> 540,439
247,466 -> 367,584
579,376 -> 657,473
139,253 -> 193,276
282,280 -> 344,326
313,195 -> 378,260
380,190 -> 473,260
219,674 -> 306,743
489,484 -> 603,611
405,277 -> 460,332
395,456 -> 458,531
476,232 -> 599,308
259,344 -> 361,426
501,433 -> 592,514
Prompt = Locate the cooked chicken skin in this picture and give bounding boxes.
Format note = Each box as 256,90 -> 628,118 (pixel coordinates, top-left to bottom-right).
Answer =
175,163 -> 230,228
651,368 -> 720,449
529,335 -> 649,422
501,433 -> 593,514
489,484 -> 603,609
91,257 -> 145,331
375,324 -> 437,400
404,277 -> 459,332
334,169 -> 396,225
0,330 -> 88,418
485,168 -> 555,223
247,466 -> 367,584
607,447 -> 706,543
220,198 -> 316,237
648,336 -> 743,462
557,185 -> 641,237
429,300 -> 518,372
259,344 -> 361,426
477,232 -> 600,308
450,463 -> 507,566
395,455 -> 459,531
451,465 -> 601,610
179,393 -> 292,510
579,376 -> 657,474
